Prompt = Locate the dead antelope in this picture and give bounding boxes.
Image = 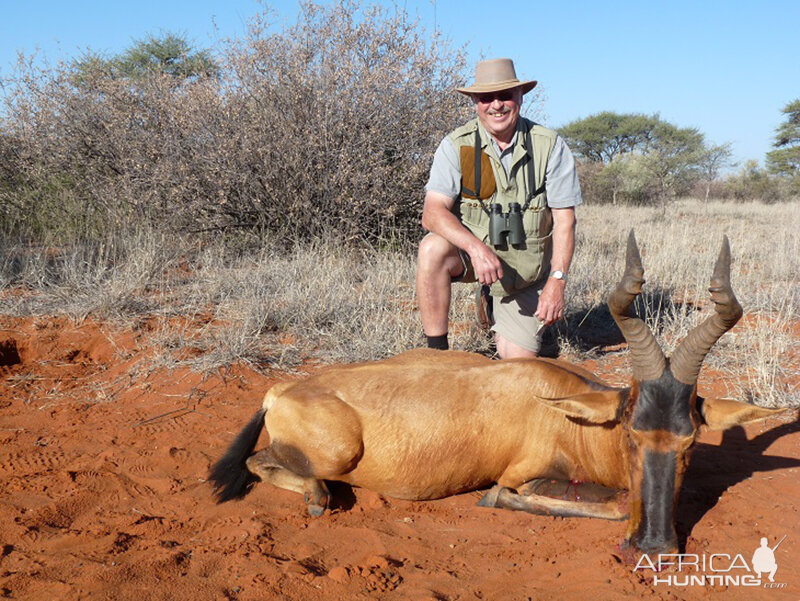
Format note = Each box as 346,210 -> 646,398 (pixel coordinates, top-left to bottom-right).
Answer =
210,232 -> 788,553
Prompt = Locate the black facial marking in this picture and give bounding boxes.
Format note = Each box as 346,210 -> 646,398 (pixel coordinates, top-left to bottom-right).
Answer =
635,450 -> 677,551
633,370 -> 695,435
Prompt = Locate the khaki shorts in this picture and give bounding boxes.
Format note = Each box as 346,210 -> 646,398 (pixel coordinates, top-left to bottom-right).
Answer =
455,250 -> 547,353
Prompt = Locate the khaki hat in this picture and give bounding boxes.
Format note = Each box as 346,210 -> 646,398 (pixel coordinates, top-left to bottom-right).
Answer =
456,58 -> 537,96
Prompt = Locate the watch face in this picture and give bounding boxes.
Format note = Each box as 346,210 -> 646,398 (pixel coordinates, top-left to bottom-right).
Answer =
552,270 -> 564,280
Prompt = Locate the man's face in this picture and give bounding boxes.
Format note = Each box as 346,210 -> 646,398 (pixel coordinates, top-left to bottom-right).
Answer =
473,88 -> 522,143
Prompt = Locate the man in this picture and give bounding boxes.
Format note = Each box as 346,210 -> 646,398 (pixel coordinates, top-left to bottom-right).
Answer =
416,58 -> 581,358
752,537 -> 779,583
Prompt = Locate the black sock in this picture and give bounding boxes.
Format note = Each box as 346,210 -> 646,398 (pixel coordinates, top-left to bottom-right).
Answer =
426,333 -> 449,350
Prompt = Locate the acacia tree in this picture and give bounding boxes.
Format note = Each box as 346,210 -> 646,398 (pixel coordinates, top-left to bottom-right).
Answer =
766,99 -> 800,177
698,142 -> 733,202
639,123 -> 705,212
561,112 -> 711,206
559,111 -> 660,163
73,32 -> 218,83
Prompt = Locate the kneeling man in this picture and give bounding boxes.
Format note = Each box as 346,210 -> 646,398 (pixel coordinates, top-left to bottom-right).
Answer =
417,58 -> 582,358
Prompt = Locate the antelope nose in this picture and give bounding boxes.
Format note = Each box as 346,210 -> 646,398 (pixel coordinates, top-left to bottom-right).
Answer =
632,533 -> 678,555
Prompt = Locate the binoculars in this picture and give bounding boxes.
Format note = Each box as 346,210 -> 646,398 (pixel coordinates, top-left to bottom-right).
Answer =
488,202 -> 525,247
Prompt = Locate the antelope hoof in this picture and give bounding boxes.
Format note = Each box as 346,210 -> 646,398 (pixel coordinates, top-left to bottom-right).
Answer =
477,485 -> 507,508
307,504 -> 326,517
304,491 -> 329,517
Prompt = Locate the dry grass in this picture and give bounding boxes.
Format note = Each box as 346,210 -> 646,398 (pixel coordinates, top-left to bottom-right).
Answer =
0,198 -> 797,406
559,199 -> 799,406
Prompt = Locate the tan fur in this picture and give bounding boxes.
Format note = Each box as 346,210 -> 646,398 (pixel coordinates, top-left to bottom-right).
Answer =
494,486 -> 629,520
209,234 -> 797,552
700,397 -> 786,430
259,349 -> 631,500
242,348 -> 787,535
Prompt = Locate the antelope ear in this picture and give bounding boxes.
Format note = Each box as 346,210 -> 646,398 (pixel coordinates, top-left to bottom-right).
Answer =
698,397 -> 791,430
539,389 -> 629,424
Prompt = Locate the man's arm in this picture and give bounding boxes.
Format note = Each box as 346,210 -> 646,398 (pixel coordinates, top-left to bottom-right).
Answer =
421,190 -> 503,286
534,206 -> 576,324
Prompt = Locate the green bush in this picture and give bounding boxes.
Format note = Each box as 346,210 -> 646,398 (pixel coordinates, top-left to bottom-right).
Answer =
722,160 -> 794,203
577,155 -> 659,205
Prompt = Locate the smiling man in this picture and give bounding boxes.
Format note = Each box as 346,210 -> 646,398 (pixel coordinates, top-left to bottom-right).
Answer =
417,58 -> 582,358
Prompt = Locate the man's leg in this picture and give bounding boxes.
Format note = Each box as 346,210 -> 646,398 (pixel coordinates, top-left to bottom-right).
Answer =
491,282 -> 547,360
495,334 -> 538,359
416,233 -> 465,349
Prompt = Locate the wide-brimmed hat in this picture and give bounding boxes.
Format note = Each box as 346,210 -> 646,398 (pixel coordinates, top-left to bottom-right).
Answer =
456,58 -> 537,96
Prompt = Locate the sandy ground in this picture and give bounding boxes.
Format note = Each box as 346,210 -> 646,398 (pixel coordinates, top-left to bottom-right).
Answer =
1,316 -> 798,601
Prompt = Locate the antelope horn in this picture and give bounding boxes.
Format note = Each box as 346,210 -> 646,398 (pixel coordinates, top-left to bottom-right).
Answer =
607,230 -> 667,381
669,236 -> 743,386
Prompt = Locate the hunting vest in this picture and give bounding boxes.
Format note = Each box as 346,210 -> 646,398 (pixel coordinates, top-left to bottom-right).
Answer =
449,117 -> 558,297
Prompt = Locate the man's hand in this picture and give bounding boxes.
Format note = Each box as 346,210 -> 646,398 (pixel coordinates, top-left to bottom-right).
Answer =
422,191 -> 503,286
467,242 -> 503,286
535,277 -> 566,325
536,207 -> 576,325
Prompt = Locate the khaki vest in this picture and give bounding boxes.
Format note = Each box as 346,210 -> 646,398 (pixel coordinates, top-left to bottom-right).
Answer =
449,117 -> 558,296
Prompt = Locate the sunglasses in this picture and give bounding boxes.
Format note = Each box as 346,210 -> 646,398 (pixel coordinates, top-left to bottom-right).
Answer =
474,90 -> 516,103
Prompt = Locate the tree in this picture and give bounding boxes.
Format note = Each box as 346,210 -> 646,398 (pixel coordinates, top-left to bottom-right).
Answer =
724,160 -> 783,201
698,142 -> 733,202
598,158 -> 626,205
559,112 -> 660,163
638,123 -> 705,212
766,99 -> 800,176
73,32 -> 218,83
562,112 -> 709,206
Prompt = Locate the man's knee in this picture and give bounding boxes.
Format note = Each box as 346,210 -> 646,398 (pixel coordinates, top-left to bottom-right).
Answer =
494,332 -> 540,360
417,234 -> 462,275
418,233 -> 453,263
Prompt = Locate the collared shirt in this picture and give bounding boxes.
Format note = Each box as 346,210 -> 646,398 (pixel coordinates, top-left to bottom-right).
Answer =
425,121 -> 583,209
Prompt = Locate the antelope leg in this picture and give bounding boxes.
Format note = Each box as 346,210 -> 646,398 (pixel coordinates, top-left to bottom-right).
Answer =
246,448 -> 330,516
478,481 -> 629,521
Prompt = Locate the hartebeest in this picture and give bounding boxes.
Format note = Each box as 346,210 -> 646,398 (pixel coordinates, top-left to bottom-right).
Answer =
210,232 -> 788,553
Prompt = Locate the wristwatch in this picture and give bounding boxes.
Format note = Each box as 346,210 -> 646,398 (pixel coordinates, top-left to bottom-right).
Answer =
550,270 -> 567,282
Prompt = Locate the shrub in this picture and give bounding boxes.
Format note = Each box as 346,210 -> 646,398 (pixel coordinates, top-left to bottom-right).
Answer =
722,160 -> 793,203
0,1 -> 470,247
576,155 -> 659,205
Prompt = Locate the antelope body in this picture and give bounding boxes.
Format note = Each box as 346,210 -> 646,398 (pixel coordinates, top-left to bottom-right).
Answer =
210,232 -> 787,553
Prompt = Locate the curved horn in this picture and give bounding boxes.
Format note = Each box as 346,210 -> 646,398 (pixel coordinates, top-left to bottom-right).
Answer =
669,236 -> 743,386
607,230 -> 667,381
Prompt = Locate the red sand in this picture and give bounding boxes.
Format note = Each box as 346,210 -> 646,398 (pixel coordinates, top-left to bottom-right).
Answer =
1,316 -> 798,600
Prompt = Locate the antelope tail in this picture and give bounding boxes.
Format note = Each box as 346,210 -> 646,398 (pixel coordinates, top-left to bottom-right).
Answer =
209,408 -> 267,503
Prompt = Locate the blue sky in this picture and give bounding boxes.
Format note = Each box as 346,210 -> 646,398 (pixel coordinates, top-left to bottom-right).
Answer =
2,0 -> 798,167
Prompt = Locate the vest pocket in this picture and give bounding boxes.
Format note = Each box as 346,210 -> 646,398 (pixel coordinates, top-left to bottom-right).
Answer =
459,200 -> 490,241
493,232 -> 552,295
515,232 -> 552,289
523,200 -> 552,238
460,147 -> 497,200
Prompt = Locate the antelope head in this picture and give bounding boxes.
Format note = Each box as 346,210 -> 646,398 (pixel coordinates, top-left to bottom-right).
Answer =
607,231 -> 778,553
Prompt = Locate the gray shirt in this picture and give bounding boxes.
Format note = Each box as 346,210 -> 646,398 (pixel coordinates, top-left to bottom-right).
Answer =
425,127 -> 583,208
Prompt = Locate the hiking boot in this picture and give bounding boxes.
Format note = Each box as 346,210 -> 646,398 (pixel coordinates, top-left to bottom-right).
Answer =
475,284 -> 494,331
